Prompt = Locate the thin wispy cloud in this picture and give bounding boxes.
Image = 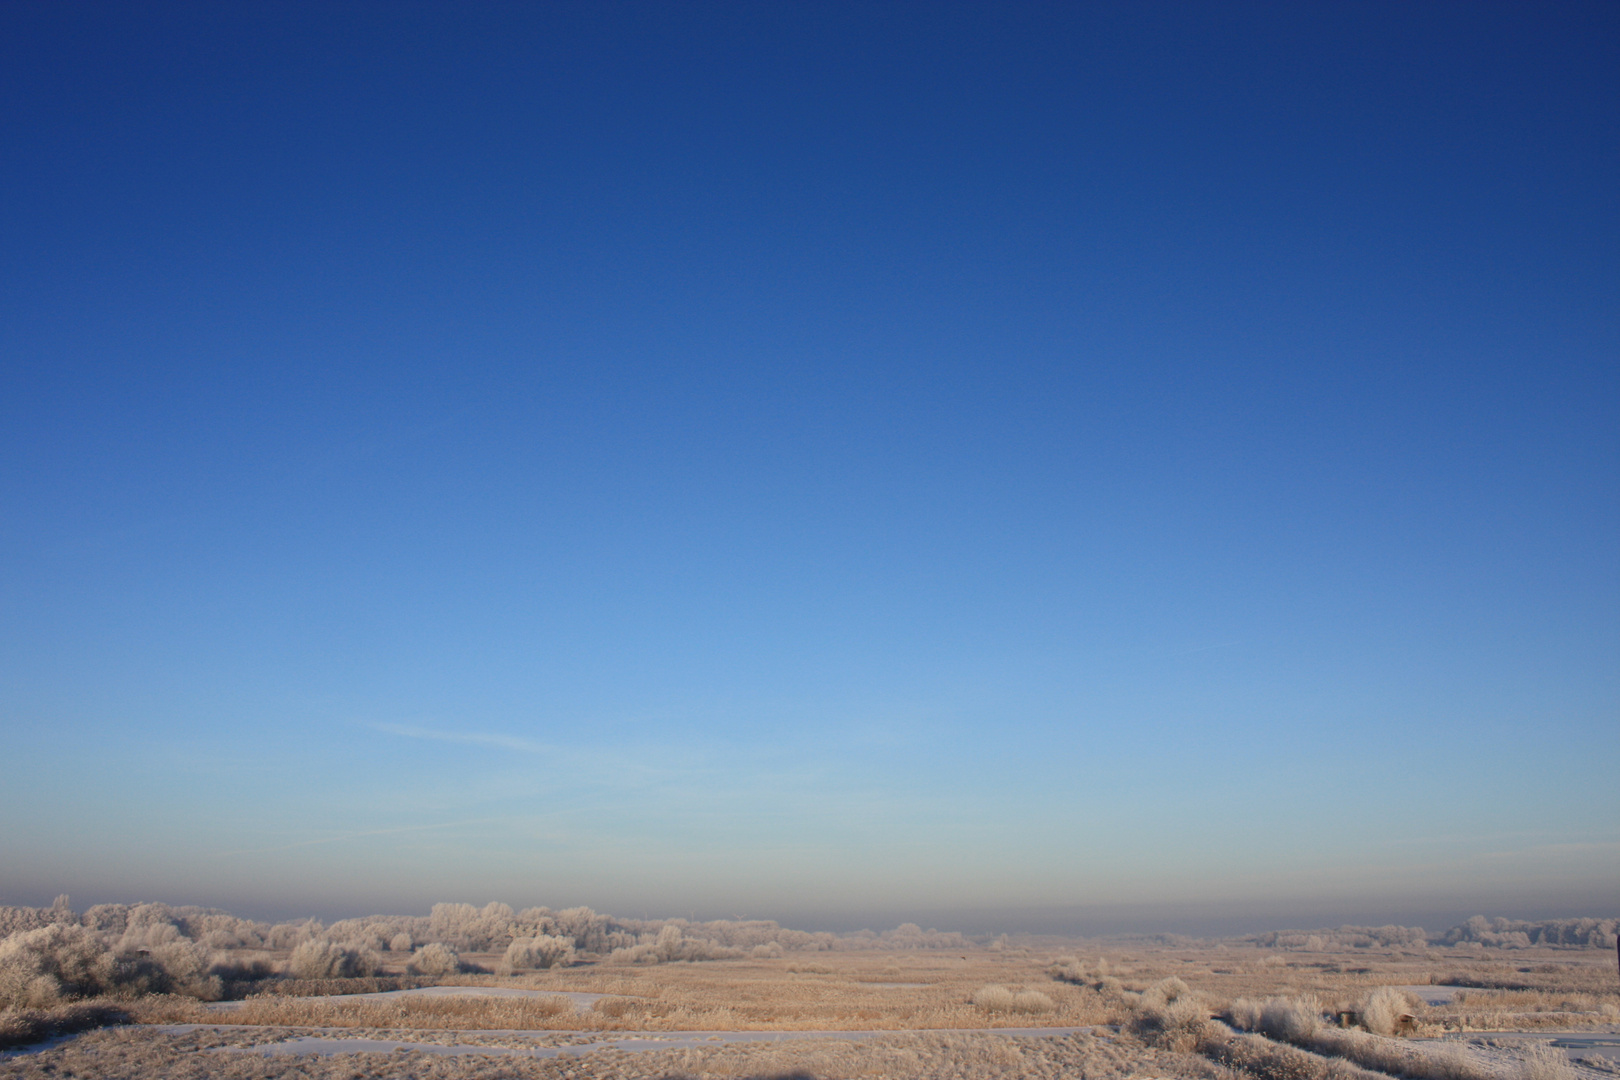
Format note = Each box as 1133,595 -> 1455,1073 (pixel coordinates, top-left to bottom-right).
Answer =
368,721 -> 553,754
360,718 -> 928,827
365,720 -> 724,788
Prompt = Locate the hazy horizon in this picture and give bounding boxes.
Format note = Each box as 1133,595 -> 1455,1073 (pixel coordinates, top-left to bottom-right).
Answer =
2,3 -> 1615,929
4,889 -> 1614,946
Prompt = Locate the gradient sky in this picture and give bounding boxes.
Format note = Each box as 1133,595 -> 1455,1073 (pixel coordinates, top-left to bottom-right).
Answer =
1,2 -> 1615,934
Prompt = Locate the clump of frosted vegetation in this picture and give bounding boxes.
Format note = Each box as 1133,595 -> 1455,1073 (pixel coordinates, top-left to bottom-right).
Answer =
607,924 -> 746,965
407,942 -> 462,977
1358,986 -> 1414,1036
971,984 -> 1055,1014
1442,916 -> 1617,950
428,902 -> 516,952
0,923 -> 222,1007
1049,954 -> 1121,991
1229,995 -> 1323,1041
1230,997 -> 1264,1032
498,934 -> 575,974
389,932 -> 414,953
287,939 -> 379,980
1263,995 -> 1323,1040
0,925 -> 116,1008
1135,977 -> 1206,1033
1048,955 -> 1090,984
1251,925 -> 1429,952
1519,1042 -> 1576,1080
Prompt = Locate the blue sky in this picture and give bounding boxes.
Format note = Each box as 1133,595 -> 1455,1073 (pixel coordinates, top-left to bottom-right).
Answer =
1,2 -> 1615,933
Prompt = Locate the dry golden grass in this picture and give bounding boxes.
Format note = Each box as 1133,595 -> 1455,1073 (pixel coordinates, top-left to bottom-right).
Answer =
0,1000 -> 132,1050
1043,941 -> 1619,1033
4,937 -> 1617,1080
102,940 -> 1620,1036
0,1022 -> 1223,1080
126,951 -> 1117,1031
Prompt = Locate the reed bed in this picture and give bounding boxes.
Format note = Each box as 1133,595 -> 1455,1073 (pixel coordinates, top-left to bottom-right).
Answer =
5,938 -> 1617,1079
0,1023 -> 1221,1080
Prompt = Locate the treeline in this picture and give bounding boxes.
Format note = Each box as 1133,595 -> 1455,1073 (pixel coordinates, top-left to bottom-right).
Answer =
1439,916 -> 1618,950
0,897 -> 973,1010
9,895 -> 1616,1012
1249,925 -> 1430,951
1249,916 -> 1618,952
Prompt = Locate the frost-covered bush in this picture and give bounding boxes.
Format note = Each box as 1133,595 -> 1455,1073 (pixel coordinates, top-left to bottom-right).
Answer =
971,985 -> 1055,1014
0,923 -> 223,1006
972,985 -> 1016,1012
1230,997 -> 1264,1032
1229,994 -> 1323,1041
209,951 -> 275,981
143,940 -> 223,1000
80,905 -> 132,934
1140,977 -> 1191,1009
498,935 -> 575,974
0,902 -> 76,940
1359,987 -> 1415,1036
1048,955 -> 1090,985
1133,977 -> 1207,1044
605,924 -> 745,965
266,920 -> 323,951
1442,916 -> 1618,950
427,903 -> 514,952
1520,1042 -> 1576,1080
0,925 -> 112,1008
1013,989 -> 1056,1014
1252,925 -> 1428,951
551,907 -> 616,954
287,939 -> 379,980
407,942 -> 461,977
117,922 -> 181,951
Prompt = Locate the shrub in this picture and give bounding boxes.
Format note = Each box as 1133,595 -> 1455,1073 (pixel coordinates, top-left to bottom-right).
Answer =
1013,989 -> 1056,1014
266,920 -> 322,951
0,923 -> 224,1006
1231,994 -> 1324,1041
210,951 -> 275,982
1230,997 -> 1264,1032
427,902 -> 514,952
142,940 -> 223,1000
498,934 -> 576,974
1520,1042 -> 1575,1080
0,925 -> 114,1007
1260,995 -> 1322,1041
407,942 -> 461,977
605,925 -> 745,965
1141,977 -> 1191,1009
1134,977 -> 1207,1045
287,940 -> 378,980
117,922 -> 180,950
1359,986 -> 1412,1036
389,932 -> 414,953
972,985 -> 1017,1012
1048,956 -> 1091,984
81,905 -> 132,935
971,985 -> 1054,1014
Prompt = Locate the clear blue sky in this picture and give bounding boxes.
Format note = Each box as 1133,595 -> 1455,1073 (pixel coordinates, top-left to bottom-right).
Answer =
1,2 -> 1615,934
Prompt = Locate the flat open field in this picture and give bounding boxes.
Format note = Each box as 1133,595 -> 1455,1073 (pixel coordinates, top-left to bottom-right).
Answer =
4,940 -> 1616,1079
